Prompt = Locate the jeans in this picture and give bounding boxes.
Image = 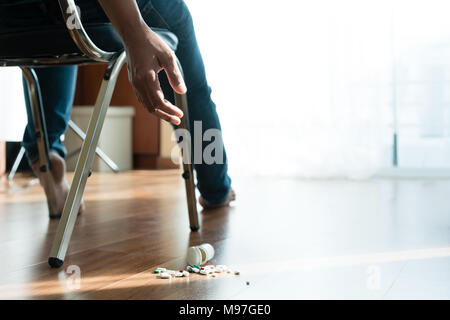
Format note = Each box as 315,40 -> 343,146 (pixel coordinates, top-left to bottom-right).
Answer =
2,0 -> 231,204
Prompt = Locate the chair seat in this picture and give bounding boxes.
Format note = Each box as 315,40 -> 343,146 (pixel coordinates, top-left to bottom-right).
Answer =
0,23 -> 178,60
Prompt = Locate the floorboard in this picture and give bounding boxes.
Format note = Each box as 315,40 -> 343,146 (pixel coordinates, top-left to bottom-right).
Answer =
1,171 -> 449,299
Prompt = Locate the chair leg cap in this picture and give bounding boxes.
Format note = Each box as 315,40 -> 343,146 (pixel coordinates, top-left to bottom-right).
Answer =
49,213 -> 62,219
190,226 -> 200,232
48,257 -> 64,268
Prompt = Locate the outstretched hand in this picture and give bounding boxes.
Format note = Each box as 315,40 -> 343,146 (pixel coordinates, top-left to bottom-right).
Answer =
125,27 -> 186,125
97,0 -> 186,125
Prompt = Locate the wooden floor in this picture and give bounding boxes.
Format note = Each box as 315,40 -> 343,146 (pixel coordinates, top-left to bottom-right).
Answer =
0,171 -> 450,299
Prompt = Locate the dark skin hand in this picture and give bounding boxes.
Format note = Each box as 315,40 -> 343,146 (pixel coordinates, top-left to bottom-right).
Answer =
97,0 -> 186,125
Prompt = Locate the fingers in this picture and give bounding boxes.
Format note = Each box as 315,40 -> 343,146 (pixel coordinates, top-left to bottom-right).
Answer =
128,46 -> 187,125
161,51 -> 187,94
145,70 -> 184,123
134,70 -> 183,125
153,109 -> 181,126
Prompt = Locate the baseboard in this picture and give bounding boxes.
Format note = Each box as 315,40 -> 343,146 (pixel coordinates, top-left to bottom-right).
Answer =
155,157 -> 180,170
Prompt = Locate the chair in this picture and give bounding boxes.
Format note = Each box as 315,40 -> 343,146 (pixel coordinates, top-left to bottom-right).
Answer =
0,0 -> 199,268
7,120 -> 120,183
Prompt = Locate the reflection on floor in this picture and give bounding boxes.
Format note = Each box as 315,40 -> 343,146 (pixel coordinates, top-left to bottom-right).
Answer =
0,170 -> 449,299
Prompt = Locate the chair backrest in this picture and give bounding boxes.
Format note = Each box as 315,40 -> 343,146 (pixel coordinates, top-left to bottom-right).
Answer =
0,1 -> 179,68
0,0 -> 120,67
57,0 -> 115,62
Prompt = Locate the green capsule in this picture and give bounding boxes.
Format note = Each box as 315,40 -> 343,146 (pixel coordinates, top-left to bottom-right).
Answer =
193,265 -> 201,269
154,269 -> 162,274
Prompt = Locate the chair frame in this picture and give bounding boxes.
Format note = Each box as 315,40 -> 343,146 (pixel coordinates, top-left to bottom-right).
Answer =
8,120 -> 121,183
0,0 -> 199,268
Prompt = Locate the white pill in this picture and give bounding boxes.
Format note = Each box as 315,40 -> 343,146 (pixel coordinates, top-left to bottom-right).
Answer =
192,268 -> 200,273
156,267 -> 167,272
182,271 -> 190,277
167,270 -> 176,275
159,272 -> 170,279
175,272 -> 184,277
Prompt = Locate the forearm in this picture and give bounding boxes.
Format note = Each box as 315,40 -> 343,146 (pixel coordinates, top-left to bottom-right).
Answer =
97,0 -> 150,48
96,0 -> 186,124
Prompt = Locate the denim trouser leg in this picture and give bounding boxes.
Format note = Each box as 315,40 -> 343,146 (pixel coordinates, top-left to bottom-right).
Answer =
144,0 -> 232,205
22,66 -> 78,164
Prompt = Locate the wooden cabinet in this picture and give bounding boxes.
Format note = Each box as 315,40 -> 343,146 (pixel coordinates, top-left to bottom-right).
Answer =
74,64 -> 160,169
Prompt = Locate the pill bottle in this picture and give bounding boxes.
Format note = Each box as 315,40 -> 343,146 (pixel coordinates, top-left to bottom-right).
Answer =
187,243 -> 215,266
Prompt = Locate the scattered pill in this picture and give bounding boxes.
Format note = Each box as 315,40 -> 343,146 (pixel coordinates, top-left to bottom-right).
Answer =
159,272 -> 170,279
246,281 -> 250,286
205,265 -> 215,271
200,269 -> 214,275
166,270 -> 176,278
154,264 -> 236,279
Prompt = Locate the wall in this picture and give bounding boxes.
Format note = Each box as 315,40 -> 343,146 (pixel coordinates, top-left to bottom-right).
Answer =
0,141 -> 5,176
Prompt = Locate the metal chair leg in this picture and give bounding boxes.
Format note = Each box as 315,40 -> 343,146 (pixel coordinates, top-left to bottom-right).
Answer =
68,120 -> 120,173
48,52 -> 127,268
21,67 -> 59,218
7,146 -> 25,181
175,92 -> 200,232
7,121 -> 120,183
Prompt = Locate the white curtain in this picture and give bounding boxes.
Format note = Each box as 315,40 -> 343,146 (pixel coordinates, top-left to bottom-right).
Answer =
0,67 -> 26,142
186,0 -> 450,177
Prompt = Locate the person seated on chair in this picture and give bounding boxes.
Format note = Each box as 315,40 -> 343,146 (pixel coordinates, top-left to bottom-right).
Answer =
0,0 -> 235,214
